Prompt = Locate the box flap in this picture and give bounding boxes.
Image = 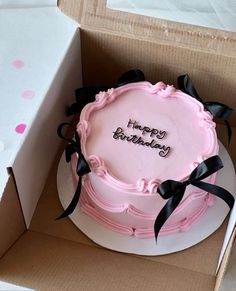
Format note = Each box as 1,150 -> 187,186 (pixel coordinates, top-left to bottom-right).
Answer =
214,124 -> 236,273
0,175 -> 25,258
0,231 -> 215,291
59,0 -> 84,23
0,5 -> 81,227
217,195 -> 236,272
107,1 -> 236,33
215,227 -> 236,290
79,0 -> 236,57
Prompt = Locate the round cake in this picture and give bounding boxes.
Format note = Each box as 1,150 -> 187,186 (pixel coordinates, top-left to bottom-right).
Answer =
70,81 -> 219,238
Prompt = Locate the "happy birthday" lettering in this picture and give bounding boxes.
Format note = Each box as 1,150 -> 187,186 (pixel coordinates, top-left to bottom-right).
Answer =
127,119 -> 166,139
112,119 -> 171,158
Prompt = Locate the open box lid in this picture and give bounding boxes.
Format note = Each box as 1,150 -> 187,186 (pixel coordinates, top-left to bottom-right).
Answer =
107,1 -> 236,33
59,0 -> 236,278
0,0 -> 80,226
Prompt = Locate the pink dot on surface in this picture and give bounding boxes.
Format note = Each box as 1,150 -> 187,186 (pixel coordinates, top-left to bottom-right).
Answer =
12,59 -> 24,69
21,90 -> 34,99
15,123 -> 27,134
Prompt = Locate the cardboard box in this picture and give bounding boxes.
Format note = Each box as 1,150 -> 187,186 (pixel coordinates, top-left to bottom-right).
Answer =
0,1 -> 236,290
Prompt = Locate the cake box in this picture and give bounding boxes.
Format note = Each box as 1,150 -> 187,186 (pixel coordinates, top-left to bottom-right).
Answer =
0,0 -> 236,290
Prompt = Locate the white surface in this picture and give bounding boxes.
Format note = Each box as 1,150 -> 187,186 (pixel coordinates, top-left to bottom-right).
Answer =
57,142 -> 236,260
0,0 -> 56,8
0,6 -> 81,226
107,0 -> 236,32
0,281 -> 34,290
0,141 -> 4,152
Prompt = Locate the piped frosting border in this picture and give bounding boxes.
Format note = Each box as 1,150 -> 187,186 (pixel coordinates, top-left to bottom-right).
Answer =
77,81 -> 219,194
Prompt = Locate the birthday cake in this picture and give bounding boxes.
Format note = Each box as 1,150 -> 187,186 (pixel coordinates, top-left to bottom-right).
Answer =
68,80 -> 220,238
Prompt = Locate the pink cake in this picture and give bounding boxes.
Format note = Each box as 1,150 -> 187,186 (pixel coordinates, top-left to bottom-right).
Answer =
70,81 -> 219,238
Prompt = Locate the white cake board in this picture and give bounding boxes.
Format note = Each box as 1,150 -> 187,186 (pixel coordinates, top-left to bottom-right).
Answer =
57,141 -> 236,255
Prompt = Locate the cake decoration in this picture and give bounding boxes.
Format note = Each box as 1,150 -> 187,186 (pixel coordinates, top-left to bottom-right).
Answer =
57,70 -> 234,242
112,122 -> 171,158
178,74 -> 233,144
127,119 -> 167,139
56,122 -> 90,220
154,155 -> 234,240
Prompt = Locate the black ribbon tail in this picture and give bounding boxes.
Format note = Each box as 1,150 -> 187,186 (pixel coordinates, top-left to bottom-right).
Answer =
56,122 -> 91,220
154,191 -> 185,242
192,180 -> 235,210
56,176 -> 82,220
65,144 -> 76,162
225,120 -> 232,146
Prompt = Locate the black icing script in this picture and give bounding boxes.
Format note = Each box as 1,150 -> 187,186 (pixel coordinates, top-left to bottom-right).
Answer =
112,119 -> 171,157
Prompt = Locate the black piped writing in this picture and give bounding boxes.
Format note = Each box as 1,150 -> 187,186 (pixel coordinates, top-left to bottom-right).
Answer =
127,119 -> 166,139
112,125 -> 171,158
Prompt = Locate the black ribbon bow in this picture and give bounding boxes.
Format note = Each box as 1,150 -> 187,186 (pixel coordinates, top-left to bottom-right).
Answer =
177,74 -> 233,145
56,123 -> 91,220
154,155 -> 234,241
67,69 -> 145,116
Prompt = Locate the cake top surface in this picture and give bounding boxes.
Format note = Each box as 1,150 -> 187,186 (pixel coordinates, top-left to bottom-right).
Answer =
77,81 -> 218,189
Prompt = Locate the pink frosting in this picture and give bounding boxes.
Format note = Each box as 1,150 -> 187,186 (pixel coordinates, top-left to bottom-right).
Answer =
71,81 -> 219,238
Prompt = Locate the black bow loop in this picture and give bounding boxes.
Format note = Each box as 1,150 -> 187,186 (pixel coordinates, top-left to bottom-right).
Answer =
178,74 -> 202,102
56,123 -> 91,220
116,69 -> 145,87
157,180 -> 186,199
67,69 -> 145,116
177,74 -> 233,144
154,155 -> 234,241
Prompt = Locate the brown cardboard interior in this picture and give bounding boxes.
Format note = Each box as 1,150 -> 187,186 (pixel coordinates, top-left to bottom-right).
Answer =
0,231 -> 215,291
0,175 -> 25,258
0,125 -> 234,291
0,1 -> 236,290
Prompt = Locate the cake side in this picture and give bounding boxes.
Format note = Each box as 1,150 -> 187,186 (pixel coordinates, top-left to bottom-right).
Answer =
71,154 -> 215,237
